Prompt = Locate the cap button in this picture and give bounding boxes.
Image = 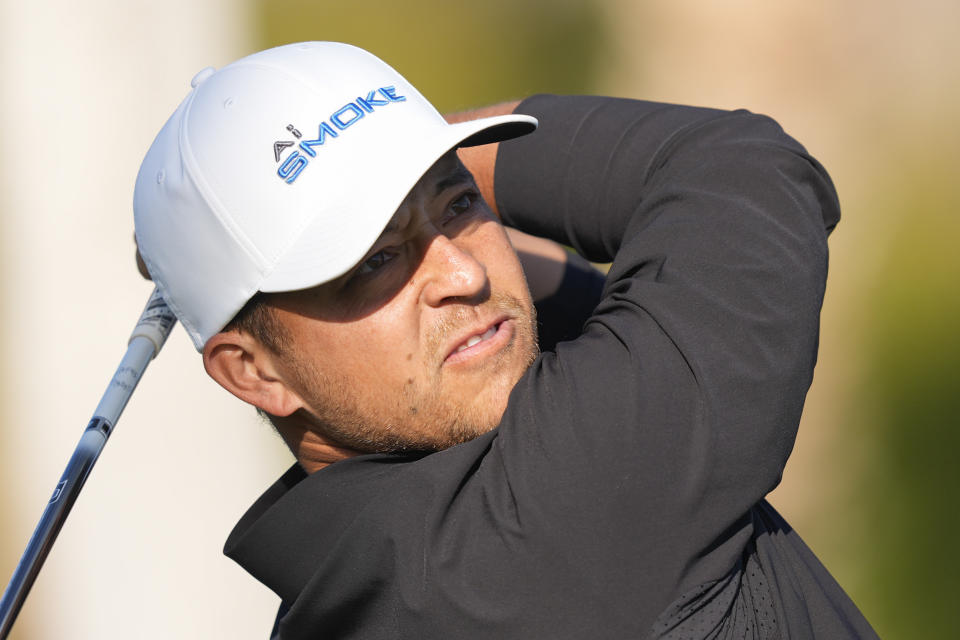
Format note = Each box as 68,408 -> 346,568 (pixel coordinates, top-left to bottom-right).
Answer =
190,66 -> 216,88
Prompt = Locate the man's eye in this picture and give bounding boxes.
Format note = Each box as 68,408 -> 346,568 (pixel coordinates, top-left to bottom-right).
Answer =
356,250 -> 394,275
446,191 -> 476,220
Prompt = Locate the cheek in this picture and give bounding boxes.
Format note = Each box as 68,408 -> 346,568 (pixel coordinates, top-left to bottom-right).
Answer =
477,224 -> 528,292
318,308 -> 423,385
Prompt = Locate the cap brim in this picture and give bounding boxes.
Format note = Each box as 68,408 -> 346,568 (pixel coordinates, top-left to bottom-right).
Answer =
456,116 -> 538,148
258,113 -> 537,294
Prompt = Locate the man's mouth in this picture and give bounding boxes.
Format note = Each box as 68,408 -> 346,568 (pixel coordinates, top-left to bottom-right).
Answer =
454,324 -> 499,354
443,318 -> 512,365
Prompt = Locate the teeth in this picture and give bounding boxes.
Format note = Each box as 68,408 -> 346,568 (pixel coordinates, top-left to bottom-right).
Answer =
455,325 -> 498,353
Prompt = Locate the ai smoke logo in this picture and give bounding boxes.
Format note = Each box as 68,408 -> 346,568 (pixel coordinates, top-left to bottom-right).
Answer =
273,86 -> 406,184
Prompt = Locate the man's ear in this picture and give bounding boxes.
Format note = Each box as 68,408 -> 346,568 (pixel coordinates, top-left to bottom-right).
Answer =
202,331 -> 304,417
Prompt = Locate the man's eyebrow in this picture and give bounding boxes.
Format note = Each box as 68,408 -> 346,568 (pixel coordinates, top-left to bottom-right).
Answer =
379,164 -> 475,235
433,164 -> 475,197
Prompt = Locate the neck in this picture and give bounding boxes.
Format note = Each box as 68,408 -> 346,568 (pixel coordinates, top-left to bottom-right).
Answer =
271,413 -> 362,474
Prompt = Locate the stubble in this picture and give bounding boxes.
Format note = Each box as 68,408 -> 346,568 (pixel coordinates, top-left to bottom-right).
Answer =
288,291 -> 539,454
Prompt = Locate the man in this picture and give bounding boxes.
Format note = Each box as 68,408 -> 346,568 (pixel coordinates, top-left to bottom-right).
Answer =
134,42 -> 878,638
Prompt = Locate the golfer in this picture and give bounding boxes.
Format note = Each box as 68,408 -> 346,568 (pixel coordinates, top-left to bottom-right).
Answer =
134,42 -> 878,638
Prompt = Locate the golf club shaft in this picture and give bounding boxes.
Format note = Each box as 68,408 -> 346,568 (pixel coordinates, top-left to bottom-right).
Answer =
0,288 -> 176,639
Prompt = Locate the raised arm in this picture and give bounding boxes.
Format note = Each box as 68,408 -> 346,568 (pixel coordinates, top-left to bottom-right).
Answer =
486,95 -> 839,622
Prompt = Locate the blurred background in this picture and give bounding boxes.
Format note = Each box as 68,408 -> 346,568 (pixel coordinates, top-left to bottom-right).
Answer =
1,0 -> 957,637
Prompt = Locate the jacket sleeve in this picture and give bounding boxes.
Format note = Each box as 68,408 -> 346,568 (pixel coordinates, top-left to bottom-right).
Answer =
491,94 -> 839,615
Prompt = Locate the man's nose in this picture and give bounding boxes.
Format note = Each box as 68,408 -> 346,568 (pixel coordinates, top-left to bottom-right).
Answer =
419,233 -> 488,307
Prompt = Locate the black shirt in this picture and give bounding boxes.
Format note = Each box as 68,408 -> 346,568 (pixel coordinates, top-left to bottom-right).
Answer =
225,95 -> 878,639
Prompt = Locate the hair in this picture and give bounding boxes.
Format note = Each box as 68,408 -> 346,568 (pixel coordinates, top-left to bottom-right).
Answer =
221,291 -> 288,355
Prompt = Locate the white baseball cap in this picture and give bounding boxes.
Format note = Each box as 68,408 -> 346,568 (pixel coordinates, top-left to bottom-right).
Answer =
134,41 -> 537,350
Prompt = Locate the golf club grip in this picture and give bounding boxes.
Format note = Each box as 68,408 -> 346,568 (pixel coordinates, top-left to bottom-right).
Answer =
0,288 -> 177,639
